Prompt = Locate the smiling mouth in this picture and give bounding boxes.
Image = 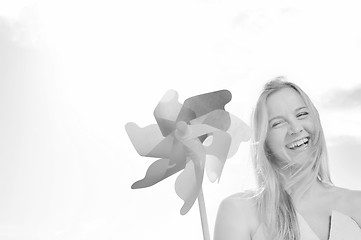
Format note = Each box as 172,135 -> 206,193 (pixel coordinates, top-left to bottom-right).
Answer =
286,137 -> 310,150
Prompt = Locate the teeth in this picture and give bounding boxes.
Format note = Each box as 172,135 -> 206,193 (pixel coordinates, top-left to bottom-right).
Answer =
287,137 -> 309,149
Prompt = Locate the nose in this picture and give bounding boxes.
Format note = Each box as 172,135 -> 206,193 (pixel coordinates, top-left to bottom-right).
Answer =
288,121 -> 303,135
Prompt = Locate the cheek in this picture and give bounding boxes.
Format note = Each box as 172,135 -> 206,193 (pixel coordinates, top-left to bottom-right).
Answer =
304,119 -> 316,135
266,129 -> 287,153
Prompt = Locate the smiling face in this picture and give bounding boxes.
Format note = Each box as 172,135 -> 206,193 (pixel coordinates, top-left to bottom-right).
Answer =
265,87 -> 315,163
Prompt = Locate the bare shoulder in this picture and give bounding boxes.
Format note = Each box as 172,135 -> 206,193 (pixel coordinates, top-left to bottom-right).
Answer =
344,188 -> 361,225
214,191 -> 259,240
332,186 -> 361,225
346,188 -> 361,206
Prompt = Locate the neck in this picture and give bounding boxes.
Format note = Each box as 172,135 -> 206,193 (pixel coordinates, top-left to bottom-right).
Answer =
281,152 -> 320,201
289,177 -> 326,204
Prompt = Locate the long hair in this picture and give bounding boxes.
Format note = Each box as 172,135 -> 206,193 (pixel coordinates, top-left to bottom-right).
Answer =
251,77 -> 332,239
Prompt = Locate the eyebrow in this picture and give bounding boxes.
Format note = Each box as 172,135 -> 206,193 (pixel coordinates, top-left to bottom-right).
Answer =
268,106 -> 308,123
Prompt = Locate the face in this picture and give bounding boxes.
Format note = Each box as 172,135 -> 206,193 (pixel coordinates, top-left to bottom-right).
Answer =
265,87 -> 315,163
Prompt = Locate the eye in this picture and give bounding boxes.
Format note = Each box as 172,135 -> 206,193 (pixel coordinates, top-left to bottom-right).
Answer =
271,120 -> 285,128
296,112 -> 309,119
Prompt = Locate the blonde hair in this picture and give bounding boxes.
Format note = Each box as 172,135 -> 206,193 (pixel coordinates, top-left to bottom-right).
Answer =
251,77 -> 332,239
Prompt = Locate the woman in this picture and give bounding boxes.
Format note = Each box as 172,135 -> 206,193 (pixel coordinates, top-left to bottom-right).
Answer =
214,77 -> 361,240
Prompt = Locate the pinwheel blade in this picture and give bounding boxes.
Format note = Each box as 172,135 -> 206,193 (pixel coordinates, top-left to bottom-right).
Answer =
176,90 -> 232,123
146,134 -> 174,158
125,123 -> 168,157
175,160 -> 204,215
131,139 -> 188,188
168,139 -> 187,169
154,89 -> 182,136
191,109 -> 231,131
131,157 -> 184,189
175,139 -> 205,215
191,110 -> 251,158
185,124 -> 219,141
182,138 -> 206,166
224,113 -> 251,158
204,131 -> 231,182
205,155 -> 223,183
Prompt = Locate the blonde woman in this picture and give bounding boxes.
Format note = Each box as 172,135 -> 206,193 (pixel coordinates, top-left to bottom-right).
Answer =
214,78 -> 361,240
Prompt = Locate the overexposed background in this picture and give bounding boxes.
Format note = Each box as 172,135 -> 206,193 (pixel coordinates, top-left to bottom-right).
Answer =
1,0 -> 360,239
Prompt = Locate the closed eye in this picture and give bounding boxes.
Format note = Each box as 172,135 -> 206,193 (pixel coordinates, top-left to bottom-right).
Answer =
296,112 -> 309,119
271,120 -> 285,128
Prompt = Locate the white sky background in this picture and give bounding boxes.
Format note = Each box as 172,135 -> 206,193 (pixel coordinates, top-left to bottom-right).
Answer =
1,0 -> 361,239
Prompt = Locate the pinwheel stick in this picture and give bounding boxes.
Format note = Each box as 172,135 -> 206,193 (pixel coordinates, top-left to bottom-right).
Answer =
198,187 -> 210,240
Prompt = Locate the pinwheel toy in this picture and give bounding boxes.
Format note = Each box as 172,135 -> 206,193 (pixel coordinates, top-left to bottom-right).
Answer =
125,89 -> 251,240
